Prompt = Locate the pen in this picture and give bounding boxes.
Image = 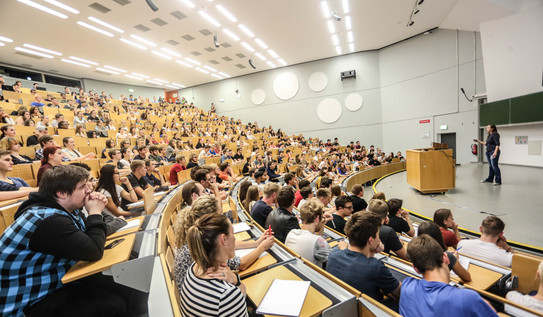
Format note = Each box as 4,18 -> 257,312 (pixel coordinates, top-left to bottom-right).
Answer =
456,246 -> 462,251
268,225 -> 272,236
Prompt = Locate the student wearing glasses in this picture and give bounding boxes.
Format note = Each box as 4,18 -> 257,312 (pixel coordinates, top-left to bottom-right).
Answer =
325,195 -> 354,235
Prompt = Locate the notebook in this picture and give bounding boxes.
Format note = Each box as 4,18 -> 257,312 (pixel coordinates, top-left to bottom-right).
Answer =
256,279 -> 310,316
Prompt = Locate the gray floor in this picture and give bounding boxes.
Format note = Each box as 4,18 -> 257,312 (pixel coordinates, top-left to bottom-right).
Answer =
373,163 -> 543,249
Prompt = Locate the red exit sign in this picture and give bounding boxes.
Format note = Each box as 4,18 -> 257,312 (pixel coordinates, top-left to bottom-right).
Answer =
419,119 -> 430,124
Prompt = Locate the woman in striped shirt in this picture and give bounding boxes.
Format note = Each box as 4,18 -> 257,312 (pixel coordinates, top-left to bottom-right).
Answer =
180,213 -> 248,317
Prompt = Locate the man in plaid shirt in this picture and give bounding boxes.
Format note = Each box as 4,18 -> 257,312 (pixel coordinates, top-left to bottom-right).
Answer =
0,165 -> 128,316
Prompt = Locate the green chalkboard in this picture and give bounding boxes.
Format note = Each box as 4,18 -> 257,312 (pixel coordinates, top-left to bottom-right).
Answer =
510,92 -> 543,124
480,99 -> 509,126
480,91 -> 543,126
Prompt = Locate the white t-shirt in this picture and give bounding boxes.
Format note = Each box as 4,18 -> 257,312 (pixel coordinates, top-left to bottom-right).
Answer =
505,291 -> 543,317
285,229 -> 330,268
457,239 -> 513,267
99,185 -> 124,212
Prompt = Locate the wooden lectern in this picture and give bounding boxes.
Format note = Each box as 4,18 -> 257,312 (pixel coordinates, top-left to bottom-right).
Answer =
406,147 -> 455,194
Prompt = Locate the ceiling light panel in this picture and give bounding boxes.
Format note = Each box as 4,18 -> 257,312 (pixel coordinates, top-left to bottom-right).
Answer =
277,58 -> 286,66
218,72 -> 230,78
0,43 -> 4,47
130,35 -> 156,47
14,47 -> 54,58
165,84 -> 179,89
17,0 -> 68,19
332,35 -> 339,46
266,61 -> 276,68
88,16 -> 124,33
342,0 -> 349,14
77,21 -> 114,37
203,65 -> 217,72
176,60 -> 194,68
161,47 -> 181,57
131,72 -> 150,78
120,38 -> 147,50
124,74 -> 143,80
62,58 -> 90,67
255,52 -> 266,61
184,57 -> 201,66
171,82 -> 185,87
146,80 -> 162,85
198,11 -> 221,27
238,24 -> 254,38
268,49 -> 278,59
151,50 -> 173,60
195,67 -> 209,74
180,0 -> 195,8
222,29 -> 240,42
347,31 -> 353,42
241,42 -> 255,52
96,67 -> 119,74
320,1 -> 330,18
349,43 -> 354,52
104,65 -> 127,72
215,4 -> 237,22
0,36 -> 14,43
335,46 -> 342,55
211,73 -> 223,79
327,20 -> 335,33
254,38 -> 268,50
69,56 -> 98,65
42,0 -> 79,14
23,44 -> 62,56
153,78 -> 169,83
345,15 -> 352,30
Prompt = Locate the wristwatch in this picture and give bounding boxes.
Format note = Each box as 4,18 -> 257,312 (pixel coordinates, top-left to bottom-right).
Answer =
234,274 -> 241,286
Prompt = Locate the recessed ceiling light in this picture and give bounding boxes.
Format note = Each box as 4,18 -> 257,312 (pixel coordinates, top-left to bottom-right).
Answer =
130,34 -> 156,47
160,47 -> 181,57
104,65 -> 127,73
266,61 -> 276,68
241,42 -> 255,52
238,24 -> 254,38
347,31 -> 353,42
165,84 -> 180,89
267,49 -> 278,59
146,80 -> 162,85
171,82 -> 185,87
215,4 -> 237,22
254,38 -> 268,50
131,72 -> 150,78
345,16 -> 352,30
349,43 -> 354,52
23,44 -> 62,56
195,67 -> 210,74
0,36 -> 14,43
203,65 -> 217,72
120,38 -> 147,50
153,78 -> 169,83
17,0 -> 68,19
124,74 -> 144,80
198,11 -> 221,27
184,57 -> 201,66
335,46 -> 342,55
43,0 -> 79,14
327,20 -> 335,33
176,60 -> 194,68
332,35 -> 339,46
222,29 -> 240,42
151,50 -> 173,60
218,72 -> 230,78
14,47 -> 54,58
0,43 -> 5,47
342,0 -> 349,14
255,52 -> 267,61
69,56 -> 98,65
211,73 -> 223,79
62,58 -> 90,67
88,16 -> 124,33
96,67 -> 119,74
180,0 -> 195,8
320,1 -> 330,18
77,21 -> 113,37
277,58 -> 287,66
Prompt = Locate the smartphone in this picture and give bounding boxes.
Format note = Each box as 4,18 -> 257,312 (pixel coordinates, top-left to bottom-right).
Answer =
105,238 -> 124,249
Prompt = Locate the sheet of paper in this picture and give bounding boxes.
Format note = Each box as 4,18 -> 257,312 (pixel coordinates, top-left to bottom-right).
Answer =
256,279 -> 310,316
235,248 -> 267,259
450,255 -> 470,278
232,222 -> 251,233
116,218 -> 141,232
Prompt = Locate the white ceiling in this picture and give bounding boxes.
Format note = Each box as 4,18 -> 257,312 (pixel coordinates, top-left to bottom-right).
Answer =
0,0 -> 520,90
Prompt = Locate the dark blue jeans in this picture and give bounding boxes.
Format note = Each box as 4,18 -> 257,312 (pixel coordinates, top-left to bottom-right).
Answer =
485,150 -> 501,184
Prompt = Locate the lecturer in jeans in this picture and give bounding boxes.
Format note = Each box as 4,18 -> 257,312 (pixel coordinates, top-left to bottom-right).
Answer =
475,124 -> 501,185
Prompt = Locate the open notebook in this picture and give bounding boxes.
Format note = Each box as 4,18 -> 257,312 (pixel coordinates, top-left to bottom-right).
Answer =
256,279 -> 310,316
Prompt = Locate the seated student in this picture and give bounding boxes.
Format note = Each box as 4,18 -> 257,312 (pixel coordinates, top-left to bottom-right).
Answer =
297,186 -> 314,209
180,213 -> 249,316
367,199 -> 408,261
433,208 -> 461,249
180,181 -> 206,207
133,145 -> 149,161
250,182 -> 280,228
143,159 -> 170,188
169,154 -> 187,186
286,198 -> 331,268
0,149 -> 37,195
351,184 -> 368,212
96,164 -> 138,218
148,145 -> 167,166
0,165 -> 139,316
505,260 -> 543,316
265,186 -> 300,243
266,160 -> 282,182
35,135 -> 55,161
326,195 -> 353,235
387,198 -> 415,237
186,153 -> 199,169
400,235 -> 497,317
61,137 -> 96,161
417,221 -> 471,282
253,169 -> 267,192
26,126 -> 47,147
242,185 -> 260,213
36,146 -> 64,185
120,160 -> 150,209
105,148 -> 128,172
326,212 -> 401,302
284,172 -> 299,190
119,147 -> 133,169
295,179 -> 311,207
457,216 -> 514,268
0,137 -> 33,165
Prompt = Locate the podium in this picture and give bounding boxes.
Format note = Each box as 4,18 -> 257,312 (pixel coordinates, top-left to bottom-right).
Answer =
406,147 -> 455,194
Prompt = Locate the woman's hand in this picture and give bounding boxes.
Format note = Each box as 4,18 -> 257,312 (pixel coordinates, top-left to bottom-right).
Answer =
206,263 -> 238,284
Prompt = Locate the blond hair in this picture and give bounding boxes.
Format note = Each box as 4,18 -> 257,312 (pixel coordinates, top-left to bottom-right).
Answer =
173,195 -> 220,248
187,213 -> 230,270
299,198 -> 324,224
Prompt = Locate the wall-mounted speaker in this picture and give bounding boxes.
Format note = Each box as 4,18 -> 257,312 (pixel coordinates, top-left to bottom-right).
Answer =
340,70 -> 356,81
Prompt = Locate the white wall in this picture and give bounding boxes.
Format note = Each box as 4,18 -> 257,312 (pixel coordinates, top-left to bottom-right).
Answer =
480,3 -> 543,102
497,124 -> 543,167
2,75 -> 79,94
81,78 -> 165,100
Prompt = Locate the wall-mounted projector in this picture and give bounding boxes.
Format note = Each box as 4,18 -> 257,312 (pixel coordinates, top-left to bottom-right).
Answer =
472,93 -> 487,99
341,70 -> 356,81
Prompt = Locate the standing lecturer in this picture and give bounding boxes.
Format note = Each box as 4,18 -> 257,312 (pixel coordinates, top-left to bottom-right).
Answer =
474,124 -> 501,185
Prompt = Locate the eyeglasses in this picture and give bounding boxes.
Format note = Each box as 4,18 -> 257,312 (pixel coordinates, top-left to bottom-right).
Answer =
343,206 -> 353,210
113,172 -> 120,175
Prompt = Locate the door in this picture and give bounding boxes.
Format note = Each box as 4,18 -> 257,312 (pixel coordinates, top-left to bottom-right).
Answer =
440,133 -> 456,161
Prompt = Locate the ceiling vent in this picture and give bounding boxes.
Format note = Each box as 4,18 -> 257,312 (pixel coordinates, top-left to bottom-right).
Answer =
151,18 -> 167,26
235,64 -> 246,69
208,60 -> 219,65
199,29 -> 212,36
204,47 -> 215,52
170,10 -> 187,20
181,34 -> 194,41
222,56 -> 232,61
221,42 -> 232,48
134,24 -> 151,32
190,51 -> 201,56
235,53 -> 246,58
113,0 -> 130,5
166,40 -> 179,46
89,2 -> 111,13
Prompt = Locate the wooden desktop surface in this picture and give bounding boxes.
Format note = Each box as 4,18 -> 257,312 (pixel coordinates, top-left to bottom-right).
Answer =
243,265 -> 333,317
234,231 -> 251,241
452,263 -> 503,290
62,233 -> 136,284
107,216 -> 144,240
239,253 -> 277,278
